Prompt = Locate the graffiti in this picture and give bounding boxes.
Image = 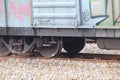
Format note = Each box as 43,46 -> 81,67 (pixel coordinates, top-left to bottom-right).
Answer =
91,0 -> 120,27
83,9 -> 90,21
9,2 -> 30,20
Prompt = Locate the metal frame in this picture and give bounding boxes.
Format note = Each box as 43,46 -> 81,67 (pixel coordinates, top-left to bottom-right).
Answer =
0,27 -> 120,38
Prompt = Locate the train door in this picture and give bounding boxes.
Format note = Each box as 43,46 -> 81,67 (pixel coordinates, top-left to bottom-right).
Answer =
32,0 -> 81,28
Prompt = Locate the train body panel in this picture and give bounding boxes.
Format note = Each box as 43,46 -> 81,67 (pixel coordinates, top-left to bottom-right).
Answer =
1,0 -> 120,28
0,0 -> 120,38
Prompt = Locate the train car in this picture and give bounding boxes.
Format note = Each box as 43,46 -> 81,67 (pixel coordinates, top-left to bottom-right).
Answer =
0,0 -> 120,57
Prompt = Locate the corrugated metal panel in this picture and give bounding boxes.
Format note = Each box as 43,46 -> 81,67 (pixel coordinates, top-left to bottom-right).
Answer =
32,0 -> 80,28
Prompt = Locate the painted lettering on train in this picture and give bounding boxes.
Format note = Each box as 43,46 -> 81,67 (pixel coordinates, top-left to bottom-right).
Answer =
9,2 -> 30,20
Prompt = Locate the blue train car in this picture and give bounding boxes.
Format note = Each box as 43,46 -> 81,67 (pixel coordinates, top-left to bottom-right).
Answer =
0,0 -> 120,57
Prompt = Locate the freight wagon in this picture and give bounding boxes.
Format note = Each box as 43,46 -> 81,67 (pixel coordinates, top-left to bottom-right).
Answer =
0,0 -> 120,57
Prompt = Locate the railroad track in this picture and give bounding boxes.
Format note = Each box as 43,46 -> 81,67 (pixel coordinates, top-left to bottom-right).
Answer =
60,53 -> 120,61
0,52 -> 120,62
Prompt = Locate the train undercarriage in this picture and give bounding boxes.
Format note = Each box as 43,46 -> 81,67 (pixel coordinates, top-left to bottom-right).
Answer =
0,36 -> 85,58
0,28 -> 120,58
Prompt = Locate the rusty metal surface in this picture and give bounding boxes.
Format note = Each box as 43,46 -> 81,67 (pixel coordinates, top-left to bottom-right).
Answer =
0,52 -> 120,62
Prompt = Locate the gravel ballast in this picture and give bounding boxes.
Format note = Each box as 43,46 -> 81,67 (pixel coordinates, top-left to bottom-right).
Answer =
0,43 -> 120,80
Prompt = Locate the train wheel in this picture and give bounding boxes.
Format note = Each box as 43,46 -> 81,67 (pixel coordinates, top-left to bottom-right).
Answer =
39,38 -> 62,58
63,37 -> 85,57
0,38 -> 10,56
